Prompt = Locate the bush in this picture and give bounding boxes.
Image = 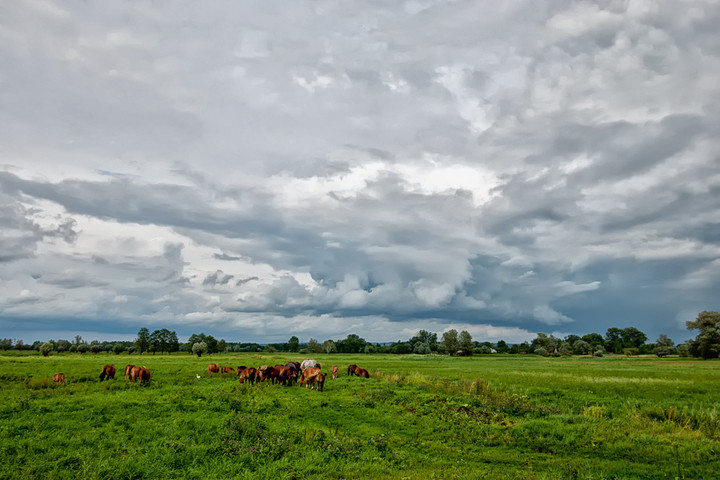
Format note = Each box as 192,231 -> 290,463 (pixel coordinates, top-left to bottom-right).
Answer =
593,349 -> 604,357
39,342 -> 53,357
534,347 -> 547,357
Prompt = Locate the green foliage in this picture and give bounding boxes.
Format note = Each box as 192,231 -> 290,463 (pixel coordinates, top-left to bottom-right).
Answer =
38,342 -> 53,357
192,341 -> 207,358
322,340 -> 337,354
687,310 -> 720,359
654,334 -> 675,357
441,329 -> 458,354
307,338 -> 322,353
135,327 -> 150,354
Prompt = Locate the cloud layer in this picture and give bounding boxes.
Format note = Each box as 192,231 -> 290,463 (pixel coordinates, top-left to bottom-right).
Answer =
1,1 -> 719,343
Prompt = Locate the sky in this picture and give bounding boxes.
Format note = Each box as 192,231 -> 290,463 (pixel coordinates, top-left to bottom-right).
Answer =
1,1 -> 719,345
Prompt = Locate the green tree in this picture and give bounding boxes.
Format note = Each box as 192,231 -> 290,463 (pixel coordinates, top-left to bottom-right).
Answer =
621,327 -> 647,349
56,339 -> 72,352
531,333 -> 558,354
287,336 -> 300,352
459,330 -> 473,354
409,330 -> 438,352
39,342 -> 53,357
581,333 -> 605,348
192,341 -> 207,358
495,340 -> 508,353
322,340 -> 337,354
307,338 -> 322,353
77,344 -> 88,354
113,343 -> 125,355
336,334 -> 367,353
605,328 -> 624,354
217,339 -> 226,353
653,334 -> 675,357
573,339 -> 592,355
687,311 -> 720,359
441,329 -> 459,355
135,328 -> 150,354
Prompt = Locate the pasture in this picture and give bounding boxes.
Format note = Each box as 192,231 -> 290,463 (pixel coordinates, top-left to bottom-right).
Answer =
1,353 -> 718,479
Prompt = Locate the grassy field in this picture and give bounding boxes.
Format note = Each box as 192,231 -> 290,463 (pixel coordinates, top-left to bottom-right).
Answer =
1,352 -> 718,479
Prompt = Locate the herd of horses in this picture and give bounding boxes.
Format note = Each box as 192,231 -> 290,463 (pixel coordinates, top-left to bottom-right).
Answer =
50,359 -> 369,390
52,364 -> 151,384
207,360 -> 370,392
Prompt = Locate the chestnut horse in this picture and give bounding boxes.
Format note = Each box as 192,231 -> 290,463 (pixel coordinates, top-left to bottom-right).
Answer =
299,367 -> 325,391
52,373 -> 65,383
99,365 -> 115,381
237,367 -> 257,385
331,365 -> 339,379
208,363 -> 220,374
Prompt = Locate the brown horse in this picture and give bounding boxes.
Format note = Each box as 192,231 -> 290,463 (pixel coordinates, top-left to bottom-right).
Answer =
208,363 -> 220,374
237,367 -> 257,385
129,365 -> 151,384
52,373 -> 65,383
354,367 -> 370,378
299,367 -> 325,391
347,364 -> 358,376
124,365 -> 135,380
99,365 -> 115,381
331,365 -> 339,379
256,365 -> 277,383
221,366 -> 236,374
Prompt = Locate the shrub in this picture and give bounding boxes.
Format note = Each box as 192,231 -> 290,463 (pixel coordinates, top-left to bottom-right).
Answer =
534,347 -> 547,357
39,342 -> 53,357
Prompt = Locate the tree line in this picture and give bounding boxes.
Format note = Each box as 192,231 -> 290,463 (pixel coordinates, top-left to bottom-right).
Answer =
3,311 -> 718,359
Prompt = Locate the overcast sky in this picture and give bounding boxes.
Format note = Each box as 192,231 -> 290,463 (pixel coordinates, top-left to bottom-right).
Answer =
1,1 -> 719,345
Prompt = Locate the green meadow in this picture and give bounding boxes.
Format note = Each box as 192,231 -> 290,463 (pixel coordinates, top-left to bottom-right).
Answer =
1,353 -> 718,479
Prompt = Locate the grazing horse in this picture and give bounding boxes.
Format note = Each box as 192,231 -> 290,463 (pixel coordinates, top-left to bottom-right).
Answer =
347,364 -> 358,376
208,363 -> 220,374
354,367 -> 370,378
124,365 -> 135,380
237,367 -> 257,385
129,366 -> 151,384
99,365 -> 115,381
221,366 -> 236,374
275,365 -> 298,386
256,365 -> 277,383
299,367 -> 325,391
286,361 -> 300,371
301,359 -> 320,371
331,365 -> 339,379
52,373 -> 65,383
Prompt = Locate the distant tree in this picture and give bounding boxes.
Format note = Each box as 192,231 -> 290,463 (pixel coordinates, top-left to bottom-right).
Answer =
686,311 -> 720,359
216,339 -> 226,354
168,331 -> 180,354
322,340 -> 337,354
535,347 -> 548,357
495,340 -> 508,353
558,342 -> 573,356
409,330 -> 438,352
77,344 -> 88,354
605,328 -> 624,354
149,330 -> 161,354
74,335 -> 84,346
459,330 -> 473,354
676,342 -> 690,357
287,336 -> 300,353
90,342 -> 102,354
518,341 -> 531,354
264,344 -> 276,353
192,341 -> 207,358
573,340 -> 592,355
621,327 -> 647,350
186,333 -> 218,354
413,342 -> 431,354
113,343 -> 125,355
478,345 -> 492,354
39,342 -> 53,357
531,333 -> 558,354
56,339 -> 71,353
593,348 -> 604,357
581,333 -> 605,348
135,328 -> 150,354
441,329 -> 459,354
0,338 -> 12,350
564,334 -> 581,346
653,334 -> 675,357
307,338 -> 322,354
390,341 -> 411,354
337,334 -> 368,353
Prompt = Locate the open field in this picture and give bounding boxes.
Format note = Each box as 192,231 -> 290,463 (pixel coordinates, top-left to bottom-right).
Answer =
1,353 -> 718,479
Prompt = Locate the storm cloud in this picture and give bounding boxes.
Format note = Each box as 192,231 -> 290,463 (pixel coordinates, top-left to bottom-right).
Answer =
1,1 -> 719,344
